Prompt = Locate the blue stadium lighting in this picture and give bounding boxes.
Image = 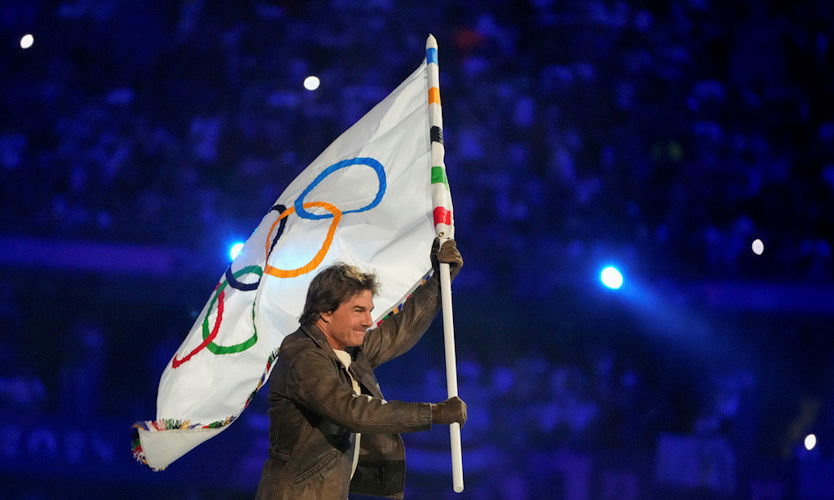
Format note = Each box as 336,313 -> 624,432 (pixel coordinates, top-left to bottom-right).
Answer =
600,266 -> 624,290
303,75 -> 320,91
20,34 -> 34,49
229,242 -> 245,261
805,434 -> 817,451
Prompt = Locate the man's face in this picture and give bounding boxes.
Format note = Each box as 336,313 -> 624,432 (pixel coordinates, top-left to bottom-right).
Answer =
319,289 -> 374,350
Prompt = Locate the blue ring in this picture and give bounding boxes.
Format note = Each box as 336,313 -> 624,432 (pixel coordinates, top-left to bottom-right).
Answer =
294,157 -> 387,220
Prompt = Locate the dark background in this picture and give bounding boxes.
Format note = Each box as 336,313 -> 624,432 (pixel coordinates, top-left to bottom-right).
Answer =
2,0 -> 834,498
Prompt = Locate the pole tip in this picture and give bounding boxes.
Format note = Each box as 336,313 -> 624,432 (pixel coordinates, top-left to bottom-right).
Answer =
426,34 -> 438,49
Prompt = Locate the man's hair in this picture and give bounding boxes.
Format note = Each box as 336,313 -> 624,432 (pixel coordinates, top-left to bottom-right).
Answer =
299,263 -> 380,327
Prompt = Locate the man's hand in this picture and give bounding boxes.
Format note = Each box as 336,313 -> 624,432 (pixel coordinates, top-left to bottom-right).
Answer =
431,239 -> 463,279
431,396 -> 467,427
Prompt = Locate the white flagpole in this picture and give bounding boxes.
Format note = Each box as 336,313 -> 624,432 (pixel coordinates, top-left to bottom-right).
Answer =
426,34 -> 464,494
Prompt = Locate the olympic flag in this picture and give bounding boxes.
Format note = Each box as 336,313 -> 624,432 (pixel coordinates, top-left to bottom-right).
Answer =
132,40 -> 454,471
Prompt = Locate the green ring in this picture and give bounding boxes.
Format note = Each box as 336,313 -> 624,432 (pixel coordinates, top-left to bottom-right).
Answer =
202,265 -> 262,355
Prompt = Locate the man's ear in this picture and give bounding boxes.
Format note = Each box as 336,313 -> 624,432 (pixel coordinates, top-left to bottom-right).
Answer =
319,310 -> 333,323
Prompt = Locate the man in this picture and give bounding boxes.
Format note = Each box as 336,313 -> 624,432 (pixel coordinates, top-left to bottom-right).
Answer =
256,239 -> 467,499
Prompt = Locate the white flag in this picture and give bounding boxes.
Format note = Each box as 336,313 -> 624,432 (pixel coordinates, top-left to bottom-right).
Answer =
132,56 -> 448,471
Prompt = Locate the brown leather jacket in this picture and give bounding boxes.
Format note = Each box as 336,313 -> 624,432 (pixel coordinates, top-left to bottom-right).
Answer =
255,274 -> 443,499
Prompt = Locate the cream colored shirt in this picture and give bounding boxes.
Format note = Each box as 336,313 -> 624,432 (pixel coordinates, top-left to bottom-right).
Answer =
333,349 -> 361,478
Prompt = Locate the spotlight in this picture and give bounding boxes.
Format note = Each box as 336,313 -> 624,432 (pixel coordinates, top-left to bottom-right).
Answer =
600,266 -> 624,290
303,76 -> 320,91
805,434 -> 817,451
752,238 -> 764,255
229,242 -> 245,261
20,34 -> 34,49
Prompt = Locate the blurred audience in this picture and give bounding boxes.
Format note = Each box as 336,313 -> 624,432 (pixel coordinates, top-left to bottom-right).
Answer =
1,0 -> 832,495
2,0 -> 831,283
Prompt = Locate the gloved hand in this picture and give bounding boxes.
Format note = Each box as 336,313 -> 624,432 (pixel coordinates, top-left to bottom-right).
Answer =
431,396 -> 467,427
431,239 -> 463,279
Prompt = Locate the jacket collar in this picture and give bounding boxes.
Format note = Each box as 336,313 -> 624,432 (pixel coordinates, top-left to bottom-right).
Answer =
300,322 -> 330,350
300,324 -> 379,397
300,323 -> 361,361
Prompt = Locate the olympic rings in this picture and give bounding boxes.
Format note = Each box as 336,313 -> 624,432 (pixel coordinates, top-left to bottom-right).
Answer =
171,287 -> 226,368
172,157 -> 385,368
267,204 -> 288,257
205,265 -> 263,355
225,265 -> 259,291
264,202 -> 342,278
294,157 -> 386,220
171,266 -> 261,368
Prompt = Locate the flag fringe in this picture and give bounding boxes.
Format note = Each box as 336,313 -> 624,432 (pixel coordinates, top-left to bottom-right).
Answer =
376,269 -> 434,326
131,429 -> 146,465
130,345 -> 282,467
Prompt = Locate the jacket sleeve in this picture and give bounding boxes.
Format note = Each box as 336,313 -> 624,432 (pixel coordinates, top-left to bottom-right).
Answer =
362,274 -> 441,368
287,348 -> 433,434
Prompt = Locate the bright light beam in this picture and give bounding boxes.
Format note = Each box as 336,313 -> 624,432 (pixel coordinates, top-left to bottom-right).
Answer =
20,34 -> 34,49
229,242 -> 245,261
805,434 -> 817,451
600,266 -> 624,290
303,75 -> 320,91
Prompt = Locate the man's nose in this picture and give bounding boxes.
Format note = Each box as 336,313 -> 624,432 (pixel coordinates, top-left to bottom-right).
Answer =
363,311 -> 373,327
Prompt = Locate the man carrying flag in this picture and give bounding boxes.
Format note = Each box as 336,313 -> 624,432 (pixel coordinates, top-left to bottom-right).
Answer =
255,241 -> 466,499
133,35 -> 465,495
